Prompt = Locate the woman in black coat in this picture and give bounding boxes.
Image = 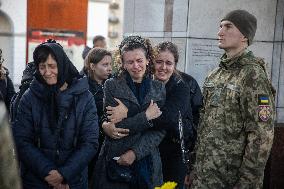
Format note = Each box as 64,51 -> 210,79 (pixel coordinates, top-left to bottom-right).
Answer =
93,36 -> 166,189
84,47 -> 112,188
153,41 -> 202,189
13,40 -> 99,189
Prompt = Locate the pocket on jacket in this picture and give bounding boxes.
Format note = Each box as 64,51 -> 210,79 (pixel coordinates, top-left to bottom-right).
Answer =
203,82 -> 222,107
225,83 -> 240,105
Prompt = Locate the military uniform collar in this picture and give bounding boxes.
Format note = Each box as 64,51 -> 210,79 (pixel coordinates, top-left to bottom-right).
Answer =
219,49 -> 250,70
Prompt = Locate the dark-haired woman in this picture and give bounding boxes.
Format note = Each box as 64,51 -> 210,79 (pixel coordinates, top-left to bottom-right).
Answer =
13,40 -> 99,189
84,47 -> 112,188
153,41 -> 202,189
93,36 -> 166,189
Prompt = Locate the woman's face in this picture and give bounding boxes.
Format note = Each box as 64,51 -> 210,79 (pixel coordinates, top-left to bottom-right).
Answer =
154,50 -> 175,83
123,48 -> 148,83
38,54 -> 58,85
90,55 -> 112,82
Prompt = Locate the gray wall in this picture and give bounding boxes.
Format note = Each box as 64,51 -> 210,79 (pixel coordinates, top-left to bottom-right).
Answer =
123,0 -> 284,124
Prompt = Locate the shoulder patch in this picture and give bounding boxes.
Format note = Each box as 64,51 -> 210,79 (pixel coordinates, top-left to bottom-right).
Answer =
258,94 -> 269,105
258,94 -> 271,122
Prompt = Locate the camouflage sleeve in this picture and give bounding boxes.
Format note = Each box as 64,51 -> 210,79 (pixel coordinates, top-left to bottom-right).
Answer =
236,65 -> 275,189
0,103 -> 21,189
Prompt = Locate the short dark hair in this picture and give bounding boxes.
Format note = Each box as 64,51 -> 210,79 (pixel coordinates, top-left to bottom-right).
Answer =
156,41 -> 179,64
93,35 -> 106,46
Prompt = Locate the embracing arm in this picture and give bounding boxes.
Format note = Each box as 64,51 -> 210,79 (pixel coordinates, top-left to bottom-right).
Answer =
103,80 -> 160,134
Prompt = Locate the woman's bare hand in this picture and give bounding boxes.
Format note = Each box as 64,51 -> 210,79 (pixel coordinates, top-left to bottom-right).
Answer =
145,100 -> 162,120
117,150 -> 136,166
102,121 -> 129,139
106,98 -> 128,124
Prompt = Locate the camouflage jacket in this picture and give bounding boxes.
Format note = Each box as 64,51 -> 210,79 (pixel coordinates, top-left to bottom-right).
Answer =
191,51 -> 275,189
0,103 -> 21,189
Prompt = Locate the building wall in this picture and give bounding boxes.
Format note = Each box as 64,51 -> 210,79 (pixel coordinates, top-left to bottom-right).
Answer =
87,1 -> 109,47
26,0 -> 88,71
0,0 -> 27,85
0,0 -> 120,86
27,1 -> 87,32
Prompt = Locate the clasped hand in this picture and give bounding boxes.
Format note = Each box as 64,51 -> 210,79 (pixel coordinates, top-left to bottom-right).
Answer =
44,170 -> 69,189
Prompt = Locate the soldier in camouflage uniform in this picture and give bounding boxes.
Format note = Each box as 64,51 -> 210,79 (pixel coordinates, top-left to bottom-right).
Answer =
0,102 -> 21,189
189,10 -> 275,189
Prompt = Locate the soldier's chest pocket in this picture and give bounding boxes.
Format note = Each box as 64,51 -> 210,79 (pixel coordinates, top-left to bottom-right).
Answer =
224,83 -> 240,105
203,83 -> 223,107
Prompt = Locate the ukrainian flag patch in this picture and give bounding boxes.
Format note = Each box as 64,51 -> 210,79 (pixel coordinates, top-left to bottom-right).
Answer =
258,94 -> 271,122
258,95 -> 269,105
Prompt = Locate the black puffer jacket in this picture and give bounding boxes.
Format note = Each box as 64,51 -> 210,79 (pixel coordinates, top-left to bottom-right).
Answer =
13,41 -> 99,189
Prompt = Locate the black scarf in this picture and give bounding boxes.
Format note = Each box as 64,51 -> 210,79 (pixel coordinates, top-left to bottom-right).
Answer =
125,72 -> 150,105
33,42 -> 79,132
125,72 -> 153,189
